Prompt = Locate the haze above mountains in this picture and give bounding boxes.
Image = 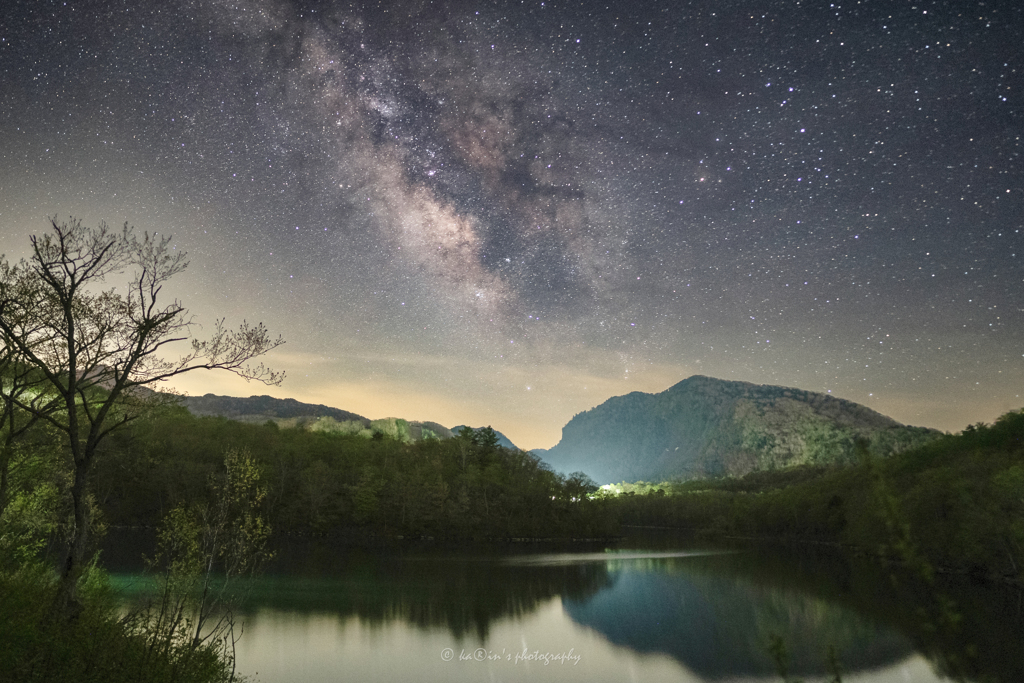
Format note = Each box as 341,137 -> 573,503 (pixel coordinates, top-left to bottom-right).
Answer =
176,376 -> 941,485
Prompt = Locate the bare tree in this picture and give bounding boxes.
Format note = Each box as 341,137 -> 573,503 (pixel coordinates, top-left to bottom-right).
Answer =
0,217 -> 284,616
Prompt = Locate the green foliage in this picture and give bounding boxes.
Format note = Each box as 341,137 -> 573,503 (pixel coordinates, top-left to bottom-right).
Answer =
0,439 -> 271,682
0,480 -> 64,567
370,417 -> 412,442
0,563 -> 233,683
473,426 -> 501,451
309,416 -> 372,436
604,408 -> 1024,581
351,467 -> 382,525
140,448 -> 273,661
544,375 -> 941,484
0,417 -> 68,567
93,405 -> 617,541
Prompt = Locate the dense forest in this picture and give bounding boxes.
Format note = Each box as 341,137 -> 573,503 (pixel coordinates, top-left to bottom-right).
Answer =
601,408 -> 1024,583
0,398 -> 615,683
6,396 -> 1023,580
9,396 -> 1021,584
4,393 -> 1023,681
88,404 -> 612,540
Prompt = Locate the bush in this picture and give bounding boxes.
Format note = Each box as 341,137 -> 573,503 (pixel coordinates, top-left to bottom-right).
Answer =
0,563 -> 233,683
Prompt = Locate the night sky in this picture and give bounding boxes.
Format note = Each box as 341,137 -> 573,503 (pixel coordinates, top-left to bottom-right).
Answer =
1,0 -> 1021,448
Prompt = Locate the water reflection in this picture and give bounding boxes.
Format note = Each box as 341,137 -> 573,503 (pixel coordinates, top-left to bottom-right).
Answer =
563,561 -> 909,679
105,532 -> 1023,683
239,549 -> 613,640
658,542 -> 1024,683
243,542 -> 916,679
502,550 -> 731,566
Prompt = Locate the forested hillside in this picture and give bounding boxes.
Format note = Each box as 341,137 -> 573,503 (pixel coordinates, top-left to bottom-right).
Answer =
542,375 -> 939,483
176,393 -> 497,444
604,409 -> 1024,582
91,406 -> 610,540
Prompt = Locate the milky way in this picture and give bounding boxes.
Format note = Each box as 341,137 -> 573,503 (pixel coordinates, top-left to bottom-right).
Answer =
1,0 -> 1021,447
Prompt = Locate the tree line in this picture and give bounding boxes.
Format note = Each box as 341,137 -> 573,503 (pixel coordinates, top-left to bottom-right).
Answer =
93,408 -> 612,541
601,409 -> 1024,583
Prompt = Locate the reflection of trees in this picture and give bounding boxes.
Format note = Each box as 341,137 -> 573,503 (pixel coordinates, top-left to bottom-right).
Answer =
106,530 -> 1024,683
236,540 -> 613,640
678,544 -> 1024,683
564,538 -> 1024,683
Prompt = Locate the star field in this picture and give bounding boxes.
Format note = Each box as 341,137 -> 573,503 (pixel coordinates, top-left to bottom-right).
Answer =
1,0 -> 1021,447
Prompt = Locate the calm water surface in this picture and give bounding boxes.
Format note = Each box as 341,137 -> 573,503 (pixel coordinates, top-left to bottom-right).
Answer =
107,531 -> 1024,683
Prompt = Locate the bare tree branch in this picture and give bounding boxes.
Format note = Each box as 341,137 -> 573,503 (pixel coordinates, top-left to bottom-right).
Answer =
0,216 -> 285,617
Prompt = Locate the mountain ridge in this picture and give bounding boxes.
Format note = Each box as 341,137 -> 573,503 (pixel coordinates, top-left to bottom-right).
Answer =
172,377 -> 940,484
174,393 -> 519,448
179,393 -> 369,425
539,375 -> 940,484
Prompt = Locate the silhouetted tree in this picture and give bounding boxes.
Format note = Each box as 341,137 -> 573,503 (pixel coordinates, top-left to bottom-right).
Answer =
0,217 -> 284,617
473,426 -> 500,452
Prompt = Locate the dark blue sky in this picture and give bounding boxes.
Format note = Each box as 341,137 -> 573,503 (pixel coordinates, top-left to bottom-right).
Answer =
2,0 -> 1021,446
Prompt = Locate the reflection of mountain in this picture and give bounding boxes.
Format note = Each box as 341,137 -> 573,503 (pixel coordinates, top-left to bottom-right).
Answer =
673,543 -> 1024,683
106,528 -> 1024,683
563,557 -> 911,679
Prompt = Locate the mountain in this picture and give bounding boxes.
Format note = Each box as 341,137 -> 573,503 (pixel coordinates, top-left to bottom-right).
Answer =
176,395 -> 528,449
176,394 -> 455,443
178,393 -> 369,426
539,375 -> 940,484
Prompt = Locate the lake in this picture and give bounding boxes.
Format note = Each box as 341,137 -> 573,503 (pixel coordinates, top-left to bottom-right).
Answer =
105,530 -> 1024,683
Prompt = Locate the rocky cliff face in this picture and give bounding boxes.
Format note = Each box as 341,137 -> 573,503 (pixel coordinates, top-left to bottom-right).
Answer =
539,375 -> 939,484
